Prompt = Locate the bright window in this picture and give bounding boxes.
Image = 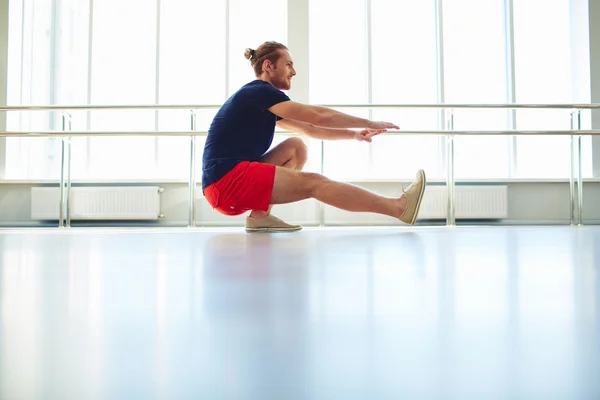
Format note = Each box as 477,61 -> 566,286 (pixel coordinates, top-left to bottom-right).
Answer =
513,0 -> 591,178
157,0 -> 226,180
370,0 -> 440,180
87,0 -> 157,179
309,0 -> 369,181
228,0 -> 287,96
443,0 -> 510,179
3,0 -> 595,181
6,0 -> 57,179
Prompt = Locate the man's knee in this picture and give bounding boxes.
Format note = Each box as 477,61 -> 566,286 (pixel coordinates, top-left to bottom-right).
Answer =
287,137 -> 308,165
300,172 -> 328,197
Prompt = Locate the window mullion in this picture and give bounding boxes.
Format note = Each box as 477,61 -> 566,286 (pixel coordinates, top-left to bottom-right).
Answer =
435,0 -> 446,177
505,0 -> 517,177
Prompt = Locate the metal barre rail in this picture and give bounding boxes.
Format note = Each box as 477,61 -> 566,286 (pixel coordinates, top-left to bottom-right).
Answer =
1,105 -> 591,229
1,103 -> 600,111
0,129 -> 599,137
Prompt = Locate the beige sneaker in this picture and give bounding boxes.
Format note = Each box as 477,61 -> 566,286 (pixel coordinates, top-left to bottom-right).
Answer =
245,214 -> 303,232
399,170 -> 426,225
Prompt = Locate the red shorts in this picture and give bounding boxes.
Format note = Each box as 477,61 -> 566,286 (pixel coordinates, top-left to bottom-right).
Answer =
203,161 -> 276,216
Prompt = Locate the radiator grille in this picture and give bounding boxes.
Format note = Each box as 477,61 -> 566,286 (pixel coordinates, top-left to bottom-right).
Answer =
419,186 -> 508,219
31,187 -> 162,220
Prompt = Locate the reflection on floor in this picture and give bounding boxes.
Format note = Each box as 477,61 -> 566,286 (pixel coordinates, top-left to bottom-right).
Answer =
1,226 -> 599,399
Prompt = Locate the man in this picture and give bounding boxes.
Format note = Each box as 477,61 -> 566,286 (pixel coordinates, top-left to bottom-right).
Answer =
202,41 -> 426,232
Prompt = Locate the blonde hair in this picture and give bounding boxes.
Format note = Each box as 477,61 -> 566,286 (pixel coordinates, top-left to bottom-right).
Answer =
244,41 -> 289,77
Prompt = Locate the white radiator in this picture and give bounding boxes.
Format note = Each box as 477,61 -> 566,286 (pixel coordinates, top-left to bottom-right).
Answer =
419,185 -> 508,219
31,186 -> 162,220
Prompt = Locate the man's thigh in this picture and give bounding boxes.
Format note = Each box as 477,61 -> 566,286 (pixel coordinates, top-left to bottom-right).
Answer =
260,137 -> 306,167
270,166 -> 321,205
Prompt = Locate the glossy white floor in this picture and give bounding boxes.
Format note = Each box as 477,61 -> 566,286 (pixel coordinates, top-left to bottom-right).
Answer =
1,226 -> 599,399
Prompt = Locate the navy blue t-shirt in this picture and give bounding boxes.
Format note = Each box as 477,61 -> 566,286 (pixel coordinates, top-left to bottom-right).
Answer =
201,80 -> 291,192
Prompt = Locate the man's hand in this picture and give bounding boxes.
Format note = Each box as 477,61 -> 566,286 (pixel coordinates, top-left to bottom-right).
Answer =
368,121 -> 399,130
354,128 -> 387,143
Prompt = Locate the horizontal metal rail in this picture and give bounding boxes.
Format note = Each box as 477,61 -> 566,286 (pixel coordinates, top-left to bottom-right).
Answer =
321,103 -> 600,109
0,129 -> 599,137
0,103 -> 600,111
2,102 -> 594,228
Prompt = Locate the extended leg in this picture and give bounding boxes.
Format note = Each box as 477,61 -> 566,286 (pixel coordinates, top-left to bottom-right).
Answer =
270,168 -> 426,225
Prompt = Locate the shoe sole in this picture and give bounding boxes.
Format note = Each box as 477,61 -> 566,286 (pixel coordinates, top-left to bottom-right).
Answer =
408,170 -> 426,225
245,226 -> 303,232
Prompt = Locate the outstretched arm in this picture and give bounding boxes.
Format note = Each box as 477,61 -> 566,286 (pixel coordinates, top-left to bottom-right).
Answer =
269,101 -> 398,130
276,119 -> 386,142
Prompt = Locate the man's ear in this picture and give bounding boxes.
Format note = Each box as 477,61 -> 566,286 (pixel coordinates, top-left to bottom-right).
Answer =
262,59 -> 273,73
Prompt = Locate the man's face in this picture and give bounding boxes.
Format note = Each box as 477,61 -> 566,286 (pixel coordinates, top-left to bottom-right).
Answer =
268,50 -> 296,90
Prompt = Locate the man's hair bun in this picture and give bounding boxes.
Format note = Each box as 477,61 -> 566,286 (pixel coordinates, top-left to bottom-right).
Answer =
244,48 -> 256,60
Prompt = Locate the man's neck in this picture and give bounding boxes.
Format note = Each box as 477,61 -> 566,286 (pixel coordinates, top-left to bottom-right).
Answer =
258,76 -> 274,86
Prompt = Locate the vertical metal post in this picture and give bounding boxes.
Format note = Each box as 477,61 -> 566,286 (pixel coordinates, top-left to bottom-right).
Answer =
446,109 -> 455,226
59,135 -> 66,228
64,113 -> 72,227
59,112 -> 72,228
188,110 -> 197,227
576,110 -> 583,226
569,111 -> 576,226
319,140 -> 325,227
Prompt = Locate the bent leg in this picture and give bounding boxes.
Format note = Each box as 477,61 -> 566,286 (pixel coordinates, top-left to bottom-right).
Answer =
249,137 -> 307,219
260,136 -> 307,170
270,167 -> 408,219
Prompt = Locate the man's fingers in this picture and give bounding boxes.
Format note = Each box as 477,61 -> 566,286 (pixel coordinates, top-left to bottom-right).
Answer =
365,131 -> 381,139
369,121 -> 399,130
356,129 -> 383,142
358,134 -> 372,143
